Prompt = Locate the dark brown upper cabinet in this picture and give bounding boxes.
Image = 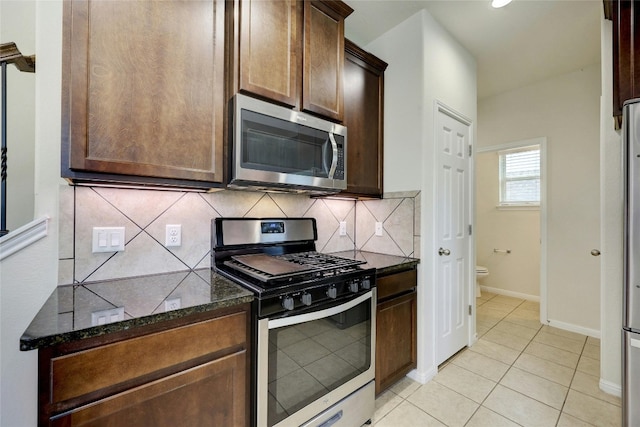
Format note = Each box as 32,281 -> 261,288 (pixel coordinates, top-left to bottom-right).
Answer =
61,0 -> 226,189
606,0 -> 640,127
229,0 -> 353,122
342,40 -> 388,198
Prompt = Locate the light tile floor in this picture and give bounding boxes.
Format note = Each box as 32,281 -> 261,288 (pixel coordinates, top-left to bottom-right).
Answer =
371,292 -> 622,427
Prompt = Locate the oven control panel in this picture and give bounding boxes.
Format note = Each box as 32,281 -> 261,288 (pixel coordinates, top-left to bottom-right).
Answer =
260,270 -> 376,317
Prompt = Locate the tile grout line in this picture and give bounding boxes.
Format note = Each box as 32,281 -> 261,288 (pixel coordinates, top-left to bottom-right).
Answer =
460,296 -> 536,426
372,294 -> 615,427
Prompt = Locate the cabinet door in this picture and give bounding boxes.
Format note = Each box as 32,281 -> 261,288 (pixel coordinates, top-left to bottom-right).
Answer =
343,41 -> 387,197
376,291 -> 417,395
50,351 -> 247,427
237,0 -> 302,108
302,1 -> 350,121
62,0 -> 225,185
611,0 -> 640,125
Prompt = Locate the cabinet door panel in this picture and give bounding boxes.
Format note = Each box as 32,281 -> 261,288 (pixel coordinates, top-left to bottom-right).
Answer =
51,311 -> 247,405
342,40 -> 387,197
64,0 -> 225,183
51,351 -> 247,427
238,0 -> 301,107
302,1 -> 344,121
376,291 -> 417,395
377,269 -> 417,301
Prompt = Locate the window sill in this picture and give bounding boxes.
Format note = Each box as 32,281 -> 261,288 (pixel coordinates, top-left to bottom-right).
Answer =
496,204 -> 540,211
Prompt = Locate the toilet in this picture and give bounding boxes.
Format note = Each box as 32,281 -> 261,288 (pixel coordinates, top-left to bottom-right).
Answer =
476,265 -> 489,297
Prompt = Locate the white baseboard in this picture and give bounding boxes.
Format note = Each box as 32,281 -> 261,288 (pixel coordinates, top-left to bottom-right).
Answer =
599,378 -> 622,398
547,319 -> 600,339
406,366 -> 437,385
480,285 -> 540,302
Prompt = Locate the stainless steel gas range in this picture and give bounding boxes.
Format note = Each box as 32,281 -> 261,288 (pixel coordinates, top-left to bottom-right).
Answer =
212,217 -> 376,427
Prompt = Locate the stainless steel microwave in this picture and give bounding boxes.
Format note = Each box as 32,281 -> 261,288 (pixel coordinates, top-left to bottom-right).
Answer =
230,94 -> 347,194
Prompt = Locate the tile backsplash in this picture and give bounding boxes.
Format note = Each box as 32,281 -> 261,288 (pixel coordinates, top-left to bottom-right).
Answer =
58,185 -> 421,285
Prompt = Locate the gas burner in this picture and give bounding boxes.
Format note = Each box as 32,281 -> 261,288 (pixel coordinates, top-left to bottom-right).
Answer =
212,217 -> 375,317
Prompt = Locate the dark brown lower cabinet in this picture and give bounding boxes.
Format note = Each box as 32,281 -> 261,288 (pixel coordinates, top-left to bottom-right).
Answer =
375,269 -> 417,395
50,352 -> 245,427
39,304 -> 251,427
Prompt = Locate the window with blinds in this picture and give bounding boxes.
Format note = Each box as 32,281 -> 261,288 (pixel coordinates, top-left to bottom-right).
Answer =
499,145 -> 540,206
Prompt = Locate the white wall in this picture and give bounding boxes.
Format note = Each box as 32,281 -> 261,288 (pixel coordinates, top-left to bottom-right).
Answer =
478,63 -> 601,335
0,1 -> 36,232
366,9 -> 477,382
600,12 -> 623,396
475,150 -> 540,299
0,2 -> 62,426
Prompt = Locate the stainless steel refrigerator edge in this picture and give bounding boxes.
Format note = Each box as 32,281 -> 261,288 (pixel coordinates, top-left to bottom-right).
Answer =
623,98 -> 640,426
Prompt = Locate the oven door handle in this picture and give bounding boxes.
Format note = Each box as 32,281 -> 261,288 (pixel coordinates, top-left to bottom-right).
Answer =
268,291 -> 372,329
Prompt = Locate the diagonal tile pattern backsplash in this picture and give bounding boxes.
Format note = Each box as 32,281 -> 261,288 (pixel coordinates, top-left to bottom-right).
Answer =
58,186 -> 420,285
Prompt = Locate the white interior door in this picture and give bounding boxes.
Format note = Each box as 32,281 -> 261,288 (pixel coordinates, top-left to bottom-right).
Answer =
436,105 -> 472,365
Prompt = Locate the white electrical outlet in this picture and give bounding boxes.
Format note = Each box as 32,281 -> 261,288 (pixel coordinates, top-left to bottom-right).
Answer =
92,227 -> 125,253
375,222 -> 383,236
165,297 -> 181,311
91,307 -> 125,326
339,221 -> 347,236
165,224 -> 182,247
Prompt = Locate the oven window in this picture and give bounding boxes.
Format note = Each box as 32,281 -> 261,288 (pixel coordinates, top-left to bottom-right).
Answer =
267,299 -> 371,426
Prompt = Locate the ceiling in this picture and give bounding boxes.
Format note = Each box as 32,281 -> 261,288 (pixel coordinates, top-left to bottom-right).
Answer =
343,0 -> 602,99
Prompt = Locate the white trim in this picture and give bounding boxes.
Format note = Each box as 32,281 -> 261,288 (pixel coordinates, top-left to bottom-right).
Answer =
406,366 -> 437,385
539,138 -> 549,333
475,137 -> 548,337
547,319 -> 601,339
476,137 -> 546,154
599,378 -> 622,398
480,285 -> 540,302
0,216 -> 50,261
496,204 -> 540,211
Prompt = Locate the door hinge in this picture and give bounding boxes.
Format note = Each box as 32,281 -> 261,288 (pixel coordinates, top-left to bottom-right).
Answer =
468,145 -> 472,157
468,224 -> 472,235
469,305 -> 472,316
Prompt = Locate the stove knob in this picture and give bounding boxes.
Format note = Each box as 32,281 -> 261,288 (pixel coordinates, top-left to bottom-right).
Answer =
301,293 -> 312,306
282,296 -> 295,311
349,281 -> 359,293
326,286 -> 337,299
361,278 -> 371,290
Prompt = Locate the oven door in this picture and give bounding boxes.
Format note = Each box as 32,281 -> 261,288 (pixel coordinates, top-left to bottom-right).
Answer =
257,290 -> 375,427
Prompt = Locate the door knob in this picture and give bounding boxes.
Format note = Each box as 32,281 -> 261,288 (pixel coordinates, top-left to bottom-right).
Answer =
591,249 -> 601,256
439,248 -> 451,256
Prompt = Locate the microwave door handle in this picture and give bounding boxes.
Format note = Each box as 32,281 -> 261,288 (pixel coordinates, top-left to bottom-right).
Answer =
328,133 -> 338,178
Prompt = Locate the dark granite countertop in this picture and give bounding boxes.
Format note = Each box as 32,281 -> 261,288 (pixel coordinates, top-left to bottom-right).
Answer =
20,269 -> 253,351
21,253 -> 416,351
330,250 -> 420,276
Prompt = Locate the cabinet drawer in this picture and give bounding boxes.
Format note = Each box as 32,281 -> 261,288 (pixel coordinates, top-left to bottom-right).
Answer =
51,351 -> 247,427
50,311 -> 247,404
377,269 -> 417,301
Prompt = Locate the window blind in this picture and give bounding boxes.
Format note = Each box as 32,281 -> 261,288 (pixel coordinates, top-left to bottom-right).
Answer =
499,145 -> 540,206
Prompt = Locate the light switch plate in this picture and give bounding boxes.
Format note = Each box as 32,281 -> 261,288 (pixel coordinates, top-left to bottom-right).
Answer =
375,222 -> 383,236
339,221 -> 347,236
92,227 -> 125,253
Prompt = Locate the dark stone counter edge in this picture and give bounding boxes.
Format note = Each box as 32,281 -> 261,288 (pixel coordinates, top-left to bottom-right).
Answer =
19,294 -> 254,352
376,260 -> 420,276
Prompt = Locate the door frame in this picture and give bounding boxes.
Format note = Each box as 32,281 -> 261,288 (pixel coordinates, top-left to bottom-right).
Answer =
434,101 -> 476,351
476,137 -> 548,326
